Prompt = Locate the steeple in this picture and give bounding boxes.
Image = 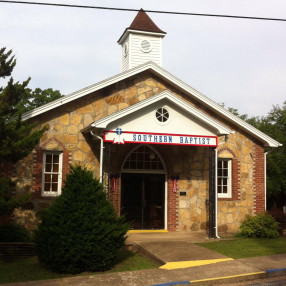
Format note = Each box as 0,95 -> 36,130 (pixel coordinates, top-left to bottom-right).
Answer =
118,9 -> 166,72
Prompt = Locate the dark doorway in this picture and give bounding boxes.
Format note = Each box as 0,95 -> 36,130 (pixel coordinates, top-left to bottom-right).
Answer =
121,173 -> 165,229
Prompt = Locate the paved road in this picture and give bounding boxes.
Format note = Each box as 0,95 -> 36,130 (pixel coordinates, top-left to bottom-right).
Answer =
231,275 -> 286,285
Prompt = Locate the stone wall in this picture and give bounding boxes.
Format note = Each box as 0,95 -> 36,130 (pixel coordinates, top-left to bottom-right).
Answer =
10,70 -> 264,233
216,131 -> 258,233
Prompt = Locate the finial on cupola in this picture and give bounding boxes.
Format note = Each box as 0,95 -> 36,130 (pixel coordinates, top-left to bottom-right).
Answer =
118,8 -> 166,72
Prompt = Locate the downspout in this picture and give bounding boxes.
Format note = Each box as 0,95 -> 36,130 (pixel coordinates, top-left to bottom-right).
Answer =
215,135 -> 228,239
215,147 -> 220,239
90,130 -> 104,183
264,151 -> 268,211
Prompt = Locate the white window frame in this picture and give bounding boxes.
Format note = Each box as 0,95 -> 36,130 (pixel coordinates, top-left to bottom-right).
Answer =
42,151 -> 63,197
217,158 -> 232,198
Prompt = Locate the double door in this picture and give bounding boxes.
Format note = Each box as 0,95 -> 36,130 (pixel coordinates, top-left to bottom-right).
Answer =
121,173 -> 165,229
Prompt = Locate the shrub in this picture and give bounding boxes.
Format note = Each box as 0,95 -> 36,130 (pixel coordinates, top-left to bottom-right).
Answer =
34,165 -> 129,274
0,177 -> 30,215
0,223 -> 31,242
238,213 -> 280,239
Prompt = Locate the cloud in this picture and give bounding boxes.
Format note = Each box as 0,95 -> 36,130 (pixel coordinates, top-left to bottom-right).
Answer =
0,0 -> 285,116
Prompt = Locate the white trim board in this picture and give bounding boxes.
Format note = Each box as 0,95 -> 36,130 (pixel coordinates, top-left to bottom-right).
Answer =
21,61 -> 281,147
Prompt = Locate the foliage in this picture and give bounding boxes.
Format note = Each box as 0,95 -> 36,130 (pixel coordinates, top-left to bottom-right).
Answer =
226,101 -> 286,209
0,48 -> 16,78
0,222 -> 31,242
0,177 -> 30,215
237,213 -> 280,239
197,237 -> 286,259
0,47 -> 63,214
0,48 -> 63,164
35,165 -> 129,274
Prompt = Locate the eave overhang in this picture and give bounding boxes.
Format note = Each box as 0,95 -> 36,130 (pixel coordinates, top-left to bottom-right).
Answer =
118,29 -> 166,45
22,61 -> 282,148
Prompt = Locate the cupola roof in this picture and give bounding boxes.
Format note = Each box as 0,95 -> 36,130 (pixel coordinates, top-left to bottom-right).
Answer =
118,8 -> 166,43
129,8 -> 166,34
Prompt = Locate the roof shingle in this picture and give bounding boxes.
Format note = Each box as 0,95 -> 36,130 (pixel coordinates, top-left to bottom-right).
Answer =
128,8 -> 166,34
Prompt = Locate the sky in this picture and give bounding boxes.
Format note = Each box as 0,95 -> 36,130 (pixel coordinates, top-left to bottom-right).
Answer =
1,0 -> 285,117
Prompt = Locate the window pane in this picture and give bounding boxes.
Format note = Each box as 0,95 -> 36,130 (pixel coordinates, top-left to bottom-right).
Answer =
223,178 -> 228,186
223,186 -> 227,193
45,174 -> 51,183
223,169 -> 228,176
218,161 -> 222,168
53,163 -> 59,172
137,161 -> 143,169
138,152 -> 143,161
52,183 -> 58,192
223,160 -> 228,168
52,174 -> 58,183
46,154 -> 52,163
53,155 -> 59,163
45,163 -> 52,172
44,182 -> 51,192
130,161 -> 136,169
218,169 -> 222,176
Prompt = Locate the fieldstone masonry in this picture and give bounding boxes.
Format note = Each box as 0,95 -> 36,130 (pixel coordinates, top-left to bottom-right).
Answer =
8,71 -> 265,233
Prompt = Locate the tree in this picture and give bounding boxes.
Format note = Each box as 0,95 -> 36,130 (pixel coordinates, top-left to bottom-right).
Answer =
35,166 -> 129,274
227,102 -> 286,209
0,47 -> 63,215
254,103 -> 286,208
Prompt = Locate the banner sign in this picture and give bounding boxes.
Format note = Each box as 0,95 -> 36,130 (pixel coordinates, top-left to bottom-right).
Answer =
104,129 -> 217,147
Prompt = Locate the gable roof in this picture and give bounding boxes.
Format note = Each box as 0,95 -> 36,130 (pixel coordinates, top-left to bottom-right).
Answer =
118,9 -> 166,44
22,61 -> 281,147
91,90 -> 233,136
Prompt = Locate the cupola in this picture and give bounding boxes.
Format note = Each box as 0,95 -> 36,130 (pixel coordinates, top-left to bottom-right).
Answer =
118,9 -> 166,72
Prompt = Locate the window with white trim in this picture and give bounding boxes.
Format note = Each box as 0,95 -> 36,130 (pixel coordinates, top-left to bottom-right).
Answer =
217,158 -> 232,198
42,151 -> 63,196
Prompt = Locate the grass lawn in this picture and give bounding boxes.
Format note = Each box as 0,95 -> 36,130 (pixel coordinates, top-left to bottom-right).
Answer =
197,237 -> 286,259
0,250 -> 158,284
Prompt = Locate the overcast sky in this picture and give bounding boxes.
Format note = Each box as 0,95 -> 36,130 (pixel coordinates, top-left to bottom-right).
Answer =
1,0 -> 285,117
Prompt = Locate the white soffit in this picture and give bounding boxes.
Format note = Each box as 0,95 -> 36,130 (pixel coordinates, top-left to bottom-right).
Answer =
91,90 -> 232,136
21,61 -> 281,147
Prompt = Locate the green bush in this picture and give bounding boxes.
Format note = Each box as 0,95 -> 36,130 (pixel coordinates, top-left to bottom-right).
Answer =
34,165 -> 129,274
0,177 -> 30,215
0,223 -> 31,242
238,213 -> 280,238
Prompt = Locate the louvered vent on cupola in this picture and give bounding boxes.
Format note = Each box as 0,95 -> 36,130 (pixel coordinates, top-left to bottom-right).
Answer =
118,8 -> 166,72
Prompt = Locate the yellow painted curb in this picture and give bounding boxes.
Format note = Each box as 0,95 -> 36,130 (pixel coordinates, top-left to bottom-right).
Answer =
127,229 -> 168,233
160,258 -> 233,270
190,271 -> 265,283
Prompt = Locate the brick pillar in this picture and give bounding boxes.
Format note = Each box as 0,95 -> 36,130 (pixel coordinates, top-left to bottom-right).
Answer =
253,143 -> 265,214
109,176 -> 121,215
167,176 -> 179,231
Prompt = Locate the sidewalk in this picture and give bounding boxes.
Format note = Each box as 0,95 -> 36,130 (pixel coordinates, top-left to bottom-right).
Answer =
3,253 -> 286,286
3,232 -> 286,286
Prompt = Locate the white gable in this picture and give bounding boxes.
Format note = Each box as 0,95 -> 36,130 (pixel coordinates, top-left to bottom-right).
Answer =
91,90 -> 232,137
106,99 -> 216,136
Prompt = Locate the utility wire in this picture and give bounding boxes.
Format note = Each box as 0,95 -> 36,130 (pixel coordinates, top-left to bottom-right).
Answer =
1,0 -> 286,22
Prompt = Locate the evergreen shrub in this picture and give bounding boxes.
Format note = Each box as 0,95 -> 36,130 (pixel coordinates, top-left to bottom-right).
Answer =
0,223 -> 31,242
34,165 -> 129,274
238,213 -> 280,238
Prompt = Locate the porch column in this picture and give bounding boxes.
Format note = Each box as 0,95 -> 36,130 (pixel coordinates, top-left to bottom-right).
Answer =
209,147 -> 216,238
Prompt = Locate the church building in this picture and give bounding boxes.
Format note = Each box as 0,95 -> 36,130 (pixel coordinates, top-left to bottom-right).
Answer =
11,9 -> 281,237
